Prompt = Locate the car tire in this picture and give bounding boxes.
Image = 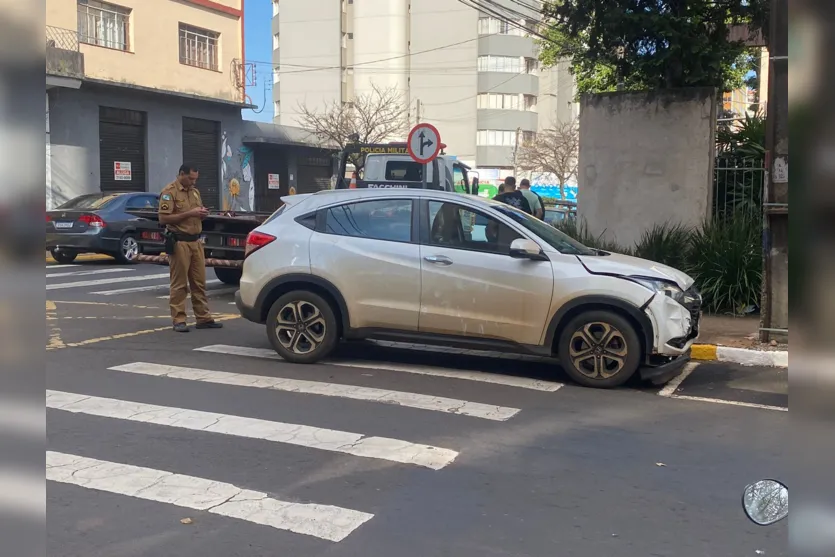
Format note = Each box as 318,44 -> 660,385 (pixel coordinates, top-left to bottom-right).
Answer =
214,267 -> 242,286
115,233 -> 140,264
266,290 -> 339,364
50,248 -> 77,265
557,310 -> 642,388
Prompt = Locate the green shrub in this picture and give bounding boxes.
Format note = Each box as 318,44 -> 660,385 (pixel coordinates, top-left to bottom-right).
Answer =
633,222 -> 693,270
552,217 -> 632,255
554,214 -> 762,315
685,212 -> 762,314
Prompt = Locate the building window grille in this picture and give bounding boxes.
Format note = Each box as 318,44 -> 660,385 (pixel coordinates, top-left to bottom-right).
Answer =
77,0 -> 130,51
179,23 -> 220,71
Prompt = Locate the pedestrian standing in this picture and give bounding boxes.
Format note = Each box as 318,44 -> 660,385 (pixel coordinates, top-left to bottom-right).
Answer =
492,176 -> 532,214
518,179 -> 544,220
158,164 -> 223,332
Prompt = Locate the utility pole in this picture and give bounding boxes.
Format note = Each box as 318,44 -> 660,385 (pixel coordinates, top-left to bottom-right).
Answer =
760,0 -> 788,343
415,98 -> 421,124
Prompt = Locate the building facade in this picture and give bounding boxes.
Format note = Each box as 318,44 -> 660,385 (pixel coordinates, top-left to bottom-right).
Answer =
46,0 -> 250,210
271,0 -> 577,182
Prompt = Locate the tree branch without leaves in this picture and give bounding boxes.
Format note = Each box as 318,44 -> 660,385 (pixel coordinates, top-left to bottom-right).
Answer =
515,118 -> 579,200
296,84 -> 409,171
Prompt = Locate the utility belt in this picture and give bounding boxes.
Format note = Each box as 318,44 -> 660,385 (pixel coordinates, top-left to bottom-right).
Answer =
163,229 -> 201,255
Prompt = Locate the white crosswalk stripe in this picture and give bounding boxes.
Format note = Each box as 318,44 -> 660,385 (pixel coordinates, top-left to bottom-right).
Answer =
47,268 -> 134,279
48,335 -> 555,542
93,279 -> 220,296
47,390 -> 458,469
47,273 -> 170,291
194,344 -> 563,392
46,451 -> 374,542
107,362 -> 521,421
45,264 -> 78,269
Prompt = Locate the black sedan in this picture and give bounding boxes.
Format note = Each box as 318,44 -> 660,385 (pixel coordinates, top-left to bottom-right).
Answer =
46,192 -> 161,264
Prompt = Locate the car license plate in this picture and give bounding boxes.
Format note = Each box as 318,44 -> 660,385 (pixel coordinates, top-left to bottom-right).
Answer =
55,222 -> 73,229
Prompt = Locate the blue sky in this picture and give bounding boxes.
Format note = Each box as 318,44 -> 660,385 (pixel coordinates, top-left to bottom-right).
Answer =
242,0 -> 275,123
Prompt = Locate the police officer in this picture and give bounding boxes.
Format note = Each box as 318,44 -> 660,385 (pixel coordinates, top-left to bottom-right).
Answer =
158,164 -> 223,332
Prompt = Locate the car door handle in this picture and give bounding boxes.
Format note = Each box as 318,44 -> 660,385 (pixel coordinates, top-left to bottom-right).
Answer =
424,255 -> 453,266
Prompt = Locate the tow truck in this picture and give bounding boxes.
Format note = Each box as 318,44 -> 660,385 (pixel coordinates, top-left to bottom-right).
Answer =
334,141 -> 481,195
131,142 -> 481,284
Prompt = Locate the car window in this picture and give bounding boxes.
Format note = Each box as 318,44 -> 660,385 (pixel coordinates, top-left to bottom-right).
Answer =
57,194 -> 121,210
324,199 -> 412,243
427,201 -> 521,254
492,205 -> 596,255
125,195 -> 158,210
453,165 -> 466,190
384,160 -> 423,181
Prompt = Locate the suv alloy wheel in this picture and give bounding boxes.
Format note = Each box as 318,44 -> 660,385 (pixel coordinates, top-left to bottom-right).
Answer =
557,310 -> 642,388
266,290 -> 339,364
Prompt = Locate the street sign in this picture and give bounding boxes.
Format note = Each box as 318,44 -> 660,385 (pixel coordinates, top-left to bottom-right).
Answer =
407,123 -> 441,164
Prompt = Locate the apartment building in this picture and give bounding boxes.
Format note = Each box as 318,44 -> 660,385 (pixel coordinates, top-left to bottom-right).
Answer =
46,0 -> 248,209
271,0 -> 577,181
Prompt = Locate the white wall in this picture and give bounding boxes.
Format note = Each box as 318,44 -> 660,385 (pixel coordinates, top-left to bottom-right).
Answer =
410,0 -> 479,166
537,59 -> 578,130
278,0 -> 342,128
353,0 -> 409,96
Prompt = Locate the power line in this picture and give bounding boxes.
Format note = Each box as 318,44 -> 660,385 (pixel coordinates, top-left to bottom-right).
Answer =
423,71 -> 525,106
245,33 -> 498,73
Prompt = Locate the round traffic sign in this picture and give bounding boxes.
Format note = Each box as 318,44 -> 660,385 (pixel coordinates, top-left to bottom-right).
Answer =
407,123 -> 442,164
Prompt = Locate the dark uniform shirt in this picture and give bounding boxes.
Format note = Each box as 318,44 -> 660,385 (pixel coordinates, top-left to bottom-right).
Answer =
158,180 -> 203,236
493,190 -> 532,214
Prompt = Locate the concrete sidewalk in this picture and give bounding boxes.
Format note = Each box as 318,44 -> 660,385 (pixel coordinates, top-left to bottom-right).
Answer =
693,314 -> 788,368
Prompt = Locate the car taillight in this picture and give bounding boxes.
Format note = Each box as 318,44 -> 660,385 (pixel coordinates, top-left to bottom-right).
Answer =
245,231 -> 276,257
79,214 -> 105,228
227,236 -> 246,247
45,214 -> 52,222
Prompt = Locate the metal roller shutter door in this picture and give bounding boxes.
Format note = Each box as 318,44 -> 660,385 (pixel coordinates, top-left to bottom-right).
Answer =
99,107 -> 146,193
182,117 -> 220,210
297,155 -> 332,194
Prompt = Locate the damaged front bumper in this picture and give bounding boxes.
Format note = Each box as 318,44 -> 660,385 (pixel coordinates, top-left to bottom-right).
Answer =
640,285 -> 701,384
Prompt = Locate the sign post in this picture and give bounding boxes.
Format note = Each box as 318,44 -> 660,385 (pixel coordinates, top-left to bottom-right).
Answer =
407,123 -> 441,190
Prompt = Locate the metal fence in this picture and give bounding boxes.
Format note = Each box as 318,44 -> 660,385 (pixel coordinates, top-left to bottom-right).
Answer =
713,155 -> 765,221
46,25 -> 79,52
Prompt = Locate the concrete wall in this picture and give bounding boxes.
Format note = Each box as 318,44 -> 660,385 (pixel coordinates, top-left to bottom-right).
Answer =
578,88 -> 717,247
47,83 -> 245,210
46,0 -> 243,104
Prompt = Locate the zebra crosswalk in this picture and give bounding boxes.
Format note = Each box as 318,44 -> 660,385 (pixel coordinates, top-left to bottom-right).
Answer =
45,263 -> 231,299
47,341 -> 560,545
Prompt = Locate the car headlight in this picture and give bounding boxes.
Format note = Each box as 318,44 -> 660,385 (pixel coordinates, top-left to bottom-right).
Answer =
630,277 -> 687,305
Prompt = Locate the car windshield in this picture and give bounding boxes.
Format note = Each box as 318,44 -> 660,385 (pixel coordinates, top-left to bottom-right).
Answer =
491,205 -> 597,256
57,194 -> 121,210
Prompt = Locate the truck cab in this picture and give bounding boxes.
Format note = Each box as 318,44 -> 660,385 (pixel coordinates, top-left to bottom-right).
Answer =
333,142 -> 478,195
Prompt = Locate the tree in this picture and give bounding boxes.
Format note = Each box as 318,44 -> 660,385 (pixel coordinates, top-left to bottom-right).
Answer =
539,0 -> 770,95
515,119 -> 579,201
296,84 -> 409,172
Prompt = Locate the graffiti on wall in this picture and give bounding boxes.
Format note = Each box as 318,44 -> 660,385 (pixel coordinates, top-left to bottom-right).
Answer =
221,131 -> 256,211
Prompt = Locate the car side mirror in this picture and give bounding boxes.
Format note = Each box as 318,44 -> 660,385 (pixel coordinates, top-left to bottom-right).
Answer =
742,480 -> 788,526
509,239 -> 547,261
471,177 -> 479,196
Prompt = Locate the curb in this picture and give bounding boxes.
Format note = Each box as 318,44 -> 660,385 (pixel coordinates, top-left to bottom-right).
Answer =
691,344 -> 788,368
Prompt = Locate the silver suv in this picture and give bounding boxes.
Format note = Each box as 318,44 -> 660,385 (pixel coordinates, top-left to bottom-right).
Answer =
235,189 -> 701,388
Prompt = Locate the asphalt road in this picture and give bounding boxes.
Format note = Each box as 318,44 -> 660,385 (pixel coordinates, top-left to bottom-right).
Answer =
46,260 -> 788,557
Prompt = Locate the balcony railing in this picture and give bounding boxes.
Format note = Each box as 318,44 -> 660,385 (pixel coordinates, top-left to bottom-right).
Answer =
46,26 -> 84,79
46,25 -> 79,52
